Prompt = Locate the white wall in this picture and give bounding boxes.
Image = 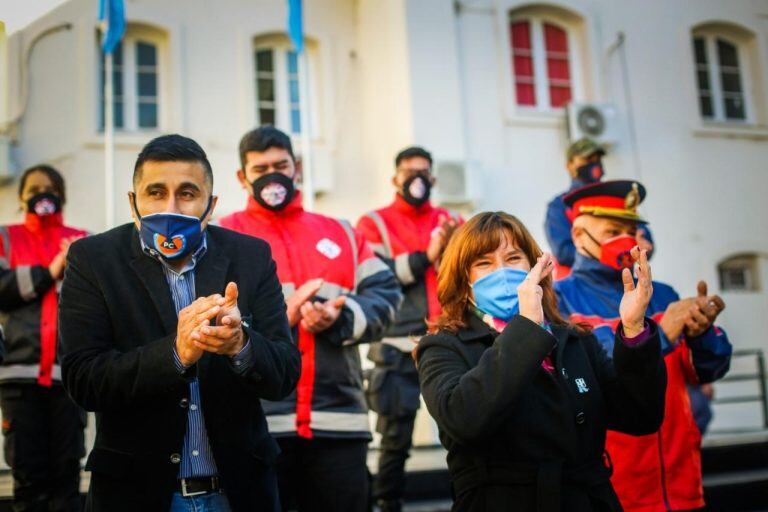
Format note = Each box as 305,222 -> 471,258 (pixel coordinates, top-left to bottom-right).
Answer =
0,0 -> 369,227
414,0 -> 768,355
407,0 -> 768,432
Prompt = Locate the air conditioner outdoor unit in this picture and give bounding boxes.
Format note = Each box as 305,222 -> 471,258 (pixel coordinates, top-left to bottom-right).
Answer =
567,103 -> 620,146
433,160 -> 470,205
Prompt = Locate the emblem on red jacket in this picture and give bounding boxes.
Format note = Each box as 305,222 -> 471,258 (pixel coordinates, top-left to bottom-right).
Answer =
316,238 -> 342,260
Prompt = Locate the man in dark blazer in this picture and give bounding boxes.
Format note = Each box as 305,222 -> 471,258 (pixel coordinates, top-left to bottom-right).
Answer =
58,134 -> 301,512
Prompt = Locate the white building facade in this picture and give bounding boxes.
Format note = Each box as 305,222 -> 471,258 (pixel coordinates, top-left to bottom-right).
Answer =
1,0 -> 768,437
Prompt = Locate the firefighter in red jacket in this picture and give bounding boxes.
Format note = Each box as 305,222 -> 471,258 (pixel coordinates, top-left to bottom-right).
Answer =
357,146 -> 460,512
219,126 -> 401,512
0,165 -> 87,512
554,180 -> 732,511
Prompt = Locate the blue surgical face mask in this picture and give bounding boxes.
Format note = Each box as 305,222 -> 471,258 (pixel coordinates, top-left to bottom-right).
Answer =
132,193 -> 212,260
471,267 -> 529,322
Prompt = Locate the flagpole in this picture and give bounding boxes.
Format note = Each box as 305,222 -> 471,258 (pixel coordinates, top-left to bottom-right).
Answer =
298,50 -> 314,212
104,48 -> 115,228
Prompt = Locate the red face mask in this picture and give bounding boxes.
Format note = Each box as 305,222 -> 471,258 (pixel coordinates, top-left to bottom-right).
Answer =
597,234 -> 637,271
583,230 -> 637,271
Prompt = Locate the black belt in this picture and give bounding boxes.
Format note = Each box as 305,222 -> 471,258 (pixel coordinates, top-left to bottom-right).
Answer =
178,476 -> 222,497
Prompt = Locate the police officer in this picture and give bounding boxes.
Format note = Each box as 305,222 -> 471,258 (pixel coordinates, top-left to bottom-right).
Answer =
544,138 -> 653,278
0,165 -> 87,512
357,146 -> 460,512
219,126 -> 401,512
554,180 -> 732,511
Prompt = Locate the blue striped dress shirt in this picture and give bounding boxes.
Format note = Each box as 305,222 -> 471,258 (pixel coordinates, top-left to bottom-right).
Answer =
142,237 -> 253,479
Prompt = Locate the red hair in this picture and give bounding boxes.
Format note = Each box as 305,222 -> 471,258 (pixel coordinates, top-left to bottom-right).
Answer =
430,211 -> 570,334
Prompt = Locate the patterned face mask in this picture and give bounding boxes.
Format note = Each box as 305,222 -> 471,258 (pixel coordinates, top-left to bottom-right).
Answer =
251,172 -> 295,211
133,194 -> 212,260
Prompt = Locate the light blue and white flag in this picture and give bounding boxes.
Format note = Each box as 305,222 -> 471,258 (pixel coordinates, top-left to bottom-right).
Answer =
98,0 -> 125,54
287,0 -> 304,53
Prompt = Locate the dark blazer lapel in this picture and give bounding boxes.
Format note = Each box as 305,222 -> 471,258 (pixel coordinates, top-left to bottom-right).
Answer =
551,324 -> 572,368
128,230 -> 178,334
194,233 -> 230,300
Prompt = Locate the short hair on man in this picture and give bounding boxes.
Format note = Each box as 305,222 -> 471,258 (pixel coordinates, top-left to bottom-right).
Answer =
18,164 -> 67,204
133,134 -> 214,190
239,125 -> 296,168
395,146 -> 433,168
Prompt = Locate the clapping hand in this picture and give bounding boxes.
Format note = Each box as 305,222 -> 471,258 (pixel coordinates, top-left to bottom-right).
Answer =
684,281 -> 725,338
300,296 -> 347,333
176,282 -> 246,367
618,247 -> 653,338
49,236 -> 82,280
176,294 -> 224,367
518,253 -> 555,325
192,282 -> 245,356
426,215 -> 459,264
286,278 -> 324,327
660,281 -> 725,341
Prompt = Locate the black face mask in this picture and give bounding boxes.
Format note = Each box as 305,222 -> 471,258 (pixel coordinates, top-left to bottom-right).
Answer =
27,192 -> 62,216
575,162 -> 604,184
400,174 -> 431,207
251,173 -> 295,211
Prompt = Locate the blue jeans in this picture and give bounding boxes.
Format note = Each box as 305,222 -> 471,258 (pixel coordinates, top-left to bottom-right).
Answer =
169,491 -> 232,512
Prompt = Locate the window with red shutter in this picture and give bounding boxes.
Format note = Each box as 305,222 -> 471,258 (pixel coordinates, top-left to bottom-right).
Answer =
509,17 -> 574,110
543,23 -> 571,108
510,21 -> 536,106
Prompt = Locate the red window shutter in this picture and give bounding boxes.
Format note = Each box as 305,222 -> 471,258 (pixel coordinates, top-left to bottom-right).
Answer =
544,23 -> 571,107
510,21 -> 536,106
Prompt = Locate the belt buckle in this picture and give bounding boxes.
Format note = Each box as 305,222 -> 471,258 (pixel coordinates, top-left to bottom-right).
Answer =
181,478 -> 209,497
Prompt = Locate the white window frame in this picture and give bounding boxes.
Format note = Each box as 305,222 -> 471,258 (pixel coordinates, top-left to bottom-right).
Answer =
254,44 -> 305,135
98,28 -> 165,133
509,15 -> 578,112
692,29 -> 753,124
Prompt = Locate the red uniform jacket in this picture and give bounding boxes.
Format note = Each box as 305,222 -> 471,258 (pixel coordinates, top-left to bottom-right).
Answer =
0,213 -> 87,386
219,193 -> 401,439
357,195 -> 461,338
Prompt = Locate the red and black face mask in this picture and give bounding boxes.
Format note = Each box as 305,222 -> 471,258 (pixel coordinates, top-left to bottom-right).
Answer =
575,162 -> 604,184
583,230 -> 636,271
26,193 -> 62,216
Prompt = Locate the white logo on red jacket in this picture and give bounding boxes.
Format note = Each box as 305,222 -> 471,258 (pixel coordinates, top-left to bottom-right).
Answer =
316,238 -> 342,259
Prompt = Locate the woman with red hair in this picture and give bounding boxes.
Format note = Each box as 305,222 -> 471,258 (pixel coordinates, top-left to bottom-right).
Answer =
416,211 -> 667,512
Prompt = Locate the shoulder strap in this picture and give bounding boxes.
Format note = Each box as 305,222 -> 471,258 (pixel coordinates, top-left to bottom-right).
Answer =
0,226 -> 11,269
364,211 -> 392,258
337,219 -> 359,276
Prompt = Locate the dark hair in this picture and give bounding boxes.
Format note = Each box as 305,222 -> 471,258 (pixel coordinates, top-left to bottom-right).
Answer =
239,125 -> 295,168
18,164 -> 66,204
395,146 -> 432,168
133,134 -> 213,190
